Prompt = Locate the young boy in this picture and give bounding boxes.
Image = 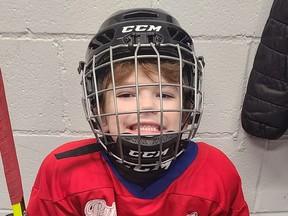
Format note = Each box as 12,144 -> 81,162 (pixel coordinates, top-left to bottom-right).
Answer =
27,8 -> 249,215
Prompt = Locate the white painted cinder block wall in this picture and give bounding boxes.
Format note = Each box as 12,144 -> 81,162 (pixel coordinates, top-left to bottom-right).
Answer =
1,0 -> 287,215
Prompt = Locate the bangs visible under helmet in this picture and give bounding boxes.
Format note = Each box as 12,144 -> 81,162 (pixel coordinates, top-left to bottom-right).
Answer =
78,8 -> 204,176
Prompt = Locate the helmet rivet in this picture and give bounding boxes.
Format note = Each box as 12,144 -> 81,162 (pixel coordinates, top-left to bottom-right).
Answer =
155,35 -> 163,45
123,36 -> 132,44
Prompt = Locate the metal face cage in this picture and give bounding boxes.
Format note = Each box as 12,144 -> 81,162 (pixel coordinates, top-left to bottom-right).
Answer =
79,42 -> 204,169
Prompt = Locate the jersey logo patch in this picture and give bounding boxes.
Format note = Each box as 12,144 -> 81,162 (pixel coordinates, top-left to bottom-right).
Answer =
187,212 -> 198,216
84,199 -> 117,216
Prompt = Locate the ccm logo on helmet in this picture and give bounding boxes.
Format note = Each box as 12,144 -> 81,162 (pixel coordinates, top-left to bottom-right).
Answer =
122,25 -> 162,33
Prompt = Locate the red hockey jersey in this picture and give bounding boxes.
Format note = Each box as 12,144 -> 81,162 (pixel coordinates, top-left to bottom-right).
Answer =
27,139 -> 249,215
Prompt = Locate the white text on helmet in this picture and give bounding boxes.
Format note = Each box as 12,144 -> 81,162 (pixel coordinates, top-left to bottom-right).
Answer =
122,25 -> 162,33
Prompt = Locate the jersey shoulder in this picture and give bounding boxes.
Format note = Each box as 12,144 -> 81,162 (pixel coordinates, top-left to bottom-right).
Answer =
196,142 -> 240,176
33,138 -> 111,201
50,138 -> 97,154
172,142 -> 247,213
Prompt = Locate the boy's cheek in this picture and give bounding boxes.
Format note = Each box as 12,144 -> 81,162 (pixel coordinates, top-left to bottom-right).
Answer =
102,117 -> 109,132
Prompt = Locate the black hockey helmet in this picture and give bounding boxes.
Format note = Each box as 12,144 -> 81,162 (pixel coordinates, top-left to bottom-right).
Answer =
84,8 -> 194,64
78,8 -> 204,177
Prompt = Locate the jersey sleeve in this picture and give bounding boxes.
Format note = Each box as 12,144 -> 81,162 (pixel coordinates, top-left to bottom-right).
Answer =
228,177 -> 249,215
27,154 -> 65,216
27,186 -> 61,216
219,152 -> 249,215
196,142 -> 249,215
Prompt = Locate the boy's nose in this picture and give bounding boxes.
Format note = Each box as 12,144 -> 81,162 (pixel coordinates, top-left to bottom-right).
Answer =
138,92 -> 158,112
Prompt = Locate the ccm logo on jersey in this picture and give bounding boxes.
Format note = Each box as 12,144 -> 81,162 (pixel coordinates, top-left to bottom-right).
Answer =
122,25 -> 162,33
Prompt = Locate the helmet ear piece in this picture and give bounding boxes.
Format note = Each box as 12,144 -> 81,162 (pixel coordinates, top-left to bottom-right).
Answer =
188,113 -> 201,125
90,106 -> 109,132
78,61 -> 85,74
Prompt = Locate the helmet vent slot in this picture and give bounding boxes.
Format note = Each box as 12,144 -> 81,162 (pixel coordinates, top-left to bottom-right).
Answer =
123,11 -> 159,19
90,29 -> 115,49
168,27 -> 191,44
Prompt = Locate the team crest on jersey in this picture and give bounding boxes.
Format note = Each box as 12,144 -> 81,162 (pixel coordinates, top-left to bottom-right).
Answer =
187,212 -> 198,216
84,199 -> 117,216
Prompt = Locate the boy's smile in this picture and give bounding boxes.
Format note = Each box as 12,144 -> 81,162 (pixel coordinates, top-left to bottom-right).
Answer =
102,67 -> 182,138
127,122 -> 162,134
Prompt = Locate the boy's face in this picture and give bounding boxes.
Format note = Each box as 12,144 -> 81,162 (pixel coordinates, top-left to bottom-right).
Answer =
102,67 -> 182,138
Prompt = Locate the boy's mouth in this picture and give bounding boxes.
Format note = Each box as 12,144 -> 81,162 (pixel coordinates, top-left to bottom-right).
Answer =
128,123 -> 164,133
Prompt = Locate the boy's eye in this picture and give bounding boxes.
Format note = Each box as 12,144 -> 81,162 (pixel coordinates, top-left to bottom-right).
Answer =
157,93 -> 175,99
117,93 -> 135,98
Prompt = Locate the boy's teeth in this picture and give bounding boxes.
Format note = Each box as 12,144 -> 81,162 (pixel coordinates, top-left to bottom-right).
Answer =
133,125 -> 159,131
